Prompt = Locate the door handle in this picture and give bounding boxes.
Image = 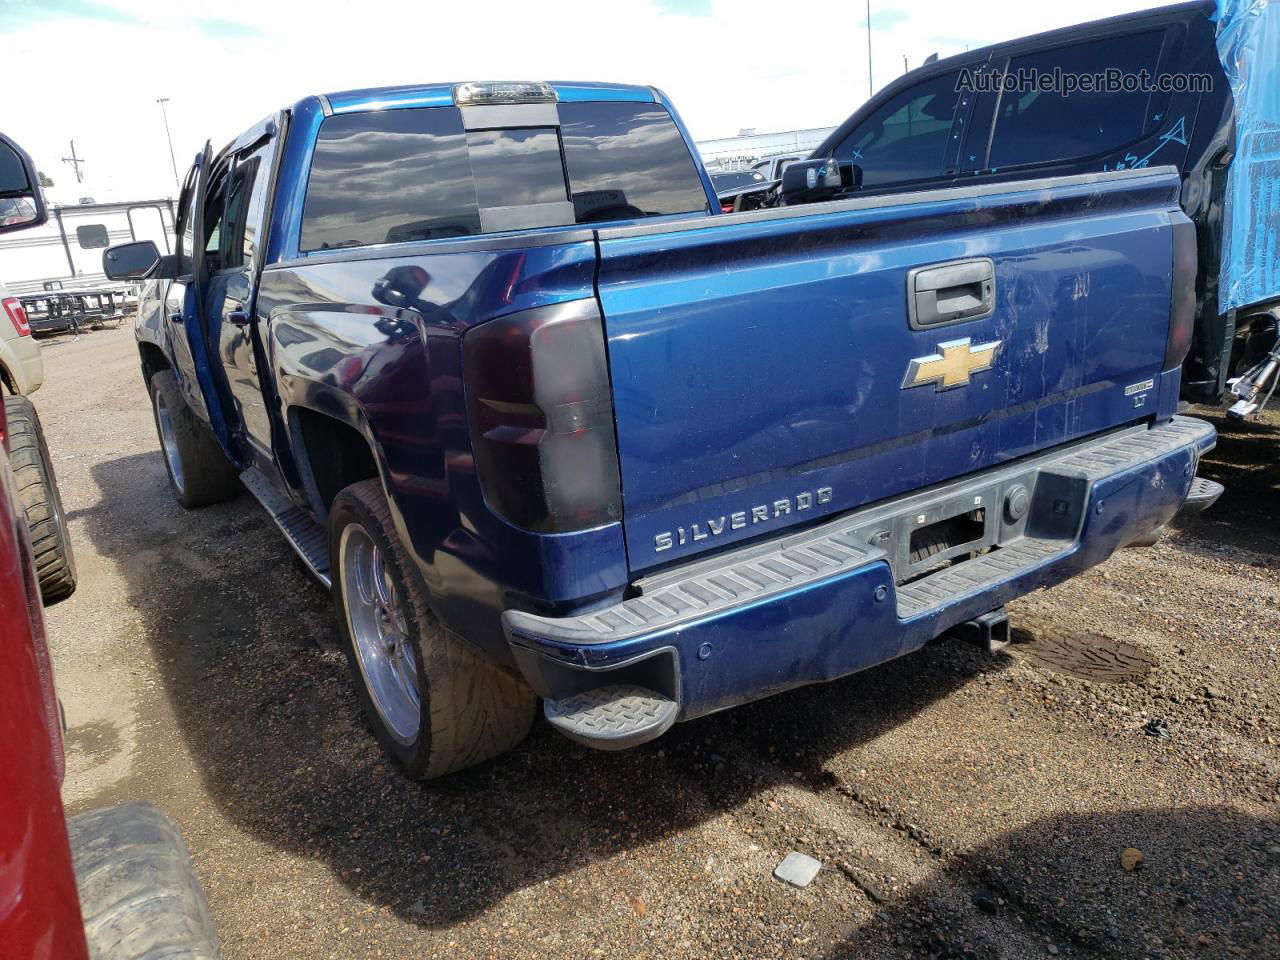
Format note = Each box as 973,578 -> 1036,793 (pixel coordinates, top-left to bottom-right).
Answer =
227,310 -> 250,326
908,257 -> 995,329
168,312 -> 183,324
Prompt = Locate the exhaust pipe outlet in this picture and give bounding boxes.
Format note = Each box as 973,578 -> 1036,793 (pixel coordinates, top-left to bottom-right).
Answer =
952,608 -> 1011,655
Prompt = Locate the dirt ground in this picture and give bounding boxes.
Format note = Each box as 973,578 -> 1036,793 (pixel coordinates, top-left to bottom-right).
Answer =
37,327 -> 1279,960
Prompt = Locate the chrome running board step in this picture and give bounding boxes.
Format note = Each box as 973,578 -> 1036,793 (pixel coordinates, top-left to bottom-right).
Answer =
544,685 -> 678,751
240,468 -> 331,588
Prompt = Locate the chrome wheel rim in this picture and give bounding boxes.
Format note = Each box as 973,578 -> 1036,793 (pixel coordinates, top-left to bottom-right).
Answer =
339,523 -> 421,744
154,391 -> 185,496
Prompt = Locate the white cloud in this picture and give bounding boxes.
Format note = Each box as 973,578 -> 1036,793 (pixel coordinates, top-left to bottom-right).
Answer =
4,0 -> 1172,202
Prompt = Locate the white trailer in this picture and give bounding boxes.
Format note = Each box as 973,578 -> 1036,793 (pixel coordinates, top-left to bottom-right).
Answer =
0,198 -> 174,297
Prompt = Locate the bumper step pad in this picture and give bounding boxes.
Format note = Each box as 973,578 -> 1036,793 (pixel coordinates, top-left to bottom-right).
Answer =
896,538 -> 1064,618
1183,476 -> 1224,514
544,685 -> 678,751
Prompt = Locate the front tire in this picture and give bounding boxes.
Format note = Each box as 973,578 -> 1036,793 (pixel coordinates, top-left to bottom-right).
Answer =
149,370 -> 240,509
329,479 -> 535,779
5,395 -> 77,604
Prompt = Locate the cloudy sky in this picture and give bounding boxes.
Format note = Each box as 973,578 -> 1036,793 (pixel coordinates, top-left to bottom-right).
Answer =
3,0 -> 1171,203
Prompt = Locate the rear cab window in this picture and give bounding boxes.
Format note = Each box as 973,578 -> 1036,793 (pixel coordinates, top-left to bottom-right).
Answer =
298,99 -> 709,253
558,102 -> 711,222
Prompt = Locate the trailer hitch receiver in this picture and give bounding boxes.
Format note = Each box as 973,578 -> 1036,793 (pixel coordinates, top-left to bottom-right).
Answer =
951,608 -> 1011,655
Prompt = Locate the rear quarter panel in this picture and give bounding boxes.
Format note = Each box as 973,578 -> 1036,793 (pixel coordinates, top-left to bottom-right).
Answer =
256,237 -> 628,659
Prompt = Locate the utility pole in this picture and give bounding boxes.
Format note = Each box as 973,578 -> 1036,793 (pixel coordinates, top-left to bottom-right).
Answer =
61,140 -> 85,183
865,0 -> 874,98
903,54 -> 909,74
156,97 -> 179,191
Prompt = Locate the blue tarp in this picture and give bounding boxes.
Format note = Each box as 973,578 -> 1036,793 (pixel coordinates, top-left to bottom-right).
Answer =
1216,0 -> 1280,313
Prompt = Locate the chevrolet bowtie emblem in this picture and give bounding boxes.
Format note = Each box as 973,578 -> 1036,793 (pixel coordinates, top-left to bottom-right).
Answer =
902,338 -> 1001,390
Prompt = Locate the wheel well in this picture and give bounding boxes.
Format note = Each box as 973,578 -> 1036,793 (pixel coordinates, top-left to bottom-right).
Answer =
292,408 -> 380,512
138,342 -> 170,386
0,363 -> 13,394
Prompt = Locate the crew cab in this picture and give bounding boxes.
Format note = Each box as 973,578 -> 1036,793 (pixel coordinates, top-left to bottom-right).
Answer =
105,79 -> 1220,778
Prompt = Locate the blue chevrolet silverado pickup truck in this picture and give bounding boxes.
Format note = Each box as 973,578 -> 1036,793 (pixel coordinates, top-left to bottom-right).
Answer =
103,79 -> 1221,779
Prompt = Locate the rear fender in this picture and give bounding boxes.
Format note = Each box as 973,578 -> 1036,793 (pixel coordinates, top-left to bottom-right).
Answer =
257,236 -> 627,660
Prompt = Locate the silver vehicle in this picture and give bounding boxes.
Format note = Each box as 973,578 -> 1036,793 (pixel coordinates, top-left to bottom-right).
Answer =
0,280 -> 43,395
751,154 -> 802,180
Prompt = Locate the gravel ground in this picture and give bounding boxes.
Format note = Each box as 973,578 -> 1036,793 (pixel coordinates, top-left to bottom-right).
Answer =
36,327 -> 1280,960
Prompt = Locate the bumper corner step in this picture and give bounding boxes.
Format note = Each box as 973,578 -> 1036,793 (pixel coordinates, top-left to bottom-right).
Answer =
1182,476 -> 1223,515
544,685 -> 678,751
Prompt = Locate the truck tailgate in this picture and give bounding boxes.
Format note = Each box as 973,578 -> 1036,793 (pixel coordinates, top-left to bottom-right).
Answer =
595,168 -> 1187,572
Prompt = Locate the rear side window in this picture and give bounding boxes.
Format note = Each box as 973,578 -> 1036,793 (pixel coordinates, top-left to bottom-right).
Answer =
835,72 -> 964,188
558,102 -> 709,222
987,31 -> 1165,169
300,108 -> 481,251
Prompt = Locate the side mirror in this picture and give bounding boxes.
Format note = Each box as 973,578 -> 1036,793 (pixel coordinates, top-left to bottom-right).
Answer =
0,132 -> 48,235
779,158 -> 843,206
103,240 -> 161,280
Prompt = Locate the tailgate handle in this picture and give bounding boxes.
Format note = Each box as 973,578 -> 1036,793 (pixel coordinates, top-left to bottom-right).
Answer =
908,258 -> 995,329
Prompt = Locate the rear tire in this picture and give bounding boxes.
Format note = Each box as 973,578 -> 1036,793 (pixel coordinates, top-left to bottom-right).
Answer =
5,395 -> 77,604
149,370 -> 240,509
67,803 -> 220,960
329,479 -> 536,779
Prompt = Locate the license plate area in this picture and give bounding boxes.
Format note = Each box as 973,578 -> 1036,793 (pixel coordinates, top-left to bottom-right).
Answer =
839,468 -> 1045,586
908,508 -> 988,569
893,492 -> 1000,581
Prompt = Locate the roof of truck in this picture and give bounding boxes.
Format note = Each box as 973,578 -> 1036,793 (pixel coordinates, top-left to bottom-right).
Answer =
320,81 -> 658,115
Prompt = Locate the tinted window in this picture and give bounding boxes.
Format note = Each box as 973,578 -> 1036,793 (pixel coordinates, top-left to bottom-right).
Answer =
988,31 -> 1164,169
710,170 -> 766,191
466,127 -> 566,208
75,224 -> 109,249
301,108 -> 481,251
558,102 -> 708,222
202,168 -> 228,266
836,72 -> 963,187
237,137 -> 275,266
220,157 -> 258,269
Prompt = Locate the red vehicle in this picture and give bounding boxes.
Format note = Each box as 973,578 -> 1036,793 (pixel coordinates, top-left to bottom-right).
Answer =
0,131 -> 219,960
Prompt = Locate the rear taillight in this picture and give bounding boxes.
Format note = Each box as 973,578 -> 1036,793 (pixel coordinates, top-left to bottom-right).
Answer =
1166,216 -> 1198,370
464,299 -> 621,533
2,296 -> 30,337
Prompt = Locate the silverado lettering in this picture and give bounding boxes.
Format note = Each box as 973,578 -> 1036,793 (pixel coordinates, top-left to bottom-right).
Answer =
654,487 -> 834,552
